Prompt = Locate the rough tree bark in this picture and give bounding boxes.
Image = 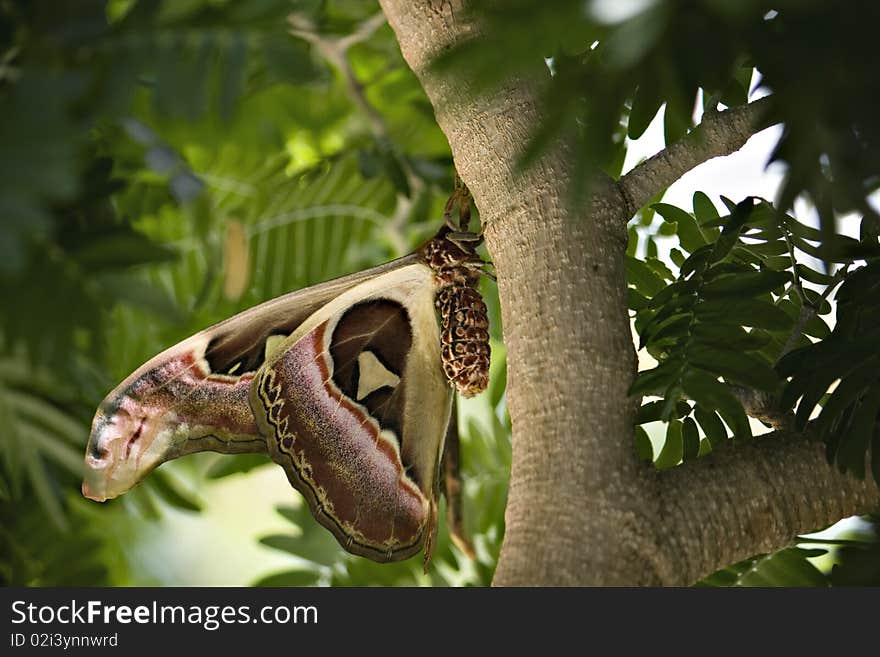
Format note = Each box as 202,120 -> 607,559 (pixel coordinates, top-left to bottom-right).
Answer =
377,0 -> 880,585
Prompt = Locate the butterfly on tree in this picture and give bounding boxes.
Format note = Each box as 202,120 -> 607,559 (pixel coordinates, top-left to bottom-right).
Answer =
82,183 -> 492,565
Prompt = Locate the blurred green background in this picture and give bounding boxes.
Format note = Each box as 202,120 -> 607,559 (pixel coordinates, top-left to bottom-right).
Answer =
0,0 -> 510,586
3,0 -> 880,587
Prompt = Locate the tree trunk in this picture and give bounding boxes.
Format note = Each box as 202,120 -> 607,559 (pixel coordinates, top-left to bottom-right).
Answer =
378,0 -> 880,585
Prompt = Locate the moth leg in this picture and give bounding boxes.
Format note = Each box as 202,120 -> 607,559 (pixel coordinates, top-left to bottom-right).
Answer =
443,174 -> 474,233
441,397 -> 476,560
459,258 -> 496,282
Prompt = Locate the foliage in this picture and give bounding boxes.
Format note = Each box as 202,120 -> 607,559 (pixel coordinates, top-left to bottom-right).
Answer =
0,0 -> 506,587
700,516 -> 880,587
699,547 -> 829,587
627,192 -> 880,484
779,260 -> 880,481
437,0 -> 880,223
2,0 -> 878,587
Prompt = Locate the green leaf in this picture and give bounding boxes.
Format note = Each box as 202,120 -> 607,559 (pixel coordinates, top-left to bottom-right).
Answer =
709,227 -> 746,263
263,37 -> 323,85
779,339 -> 879,424
626,255 -> 667,296
636,399 -> 692,424
18,425 -> 84,477
790,232 -> 874,263
835,388 -> 880,480
693,298 -> 792,331
23,449 -> 68,532
703,261 -> 753,281
663,97 -> 690,145
718,72 -> 749,107
873,432 -> 880,488
801,288 -> 832,315
380,147 -> 411,197
796,264 -> 836,285
253,569 -> 322,587
653,203 -> 707,253
694,405 -> 727,448
629,359 -> 683,397
803,314 -> 831,339
641,313 -> 691,348
658,220 -> 678,237
628,81 -> 663,139
701,270 -> 791,297
219,35 -> 249,121
682,417 -> 700,461
259,530 -> 340,568
148,468 -> 201,512
735,548 -> 829,587
681,369 -> 752,439
655,420 -> 683,469
96,273 -> 183,320
2,389 -> 85,445
829,538 -> 880,586
659,388 -> 683,423
487,341 -> 508,410
627,226 -> 638,256
782,215 -> 824,241
645,277 -> 699,310
645,256 -> 675,281
679,244 -> 714,278
688,344 -> 780,392
738,239 -> 789,257
702,548 -> 828,587
634,425 -> 653,461
628,288 -> 650,310
670,248 -> 686,267
205,454 -> 270,479
692,192 -> 720,226
791,375 -> 834,431
813,357 -> 880,439
692,322 -> 770,352
71,233 -> 178,270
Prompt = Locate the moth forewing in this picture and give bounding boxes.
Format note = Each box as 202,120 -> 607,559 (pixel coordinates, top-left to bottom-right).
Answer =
82,254 -> 422,504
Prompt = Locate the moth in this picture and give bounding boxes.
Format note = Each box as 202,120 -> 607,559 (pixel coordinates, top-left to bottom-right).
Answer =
82,186 -> 491,565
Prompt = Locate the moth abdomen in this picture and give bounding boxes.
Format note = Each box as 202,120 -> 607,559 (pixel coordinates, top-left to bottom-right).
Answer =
422,228 -> 492,398
436,284 -> 490,397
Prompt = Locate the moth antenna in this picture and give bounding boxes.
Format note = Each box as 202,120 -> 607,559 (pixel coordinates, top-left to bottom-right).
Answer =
422,498 -> 439,573
446,231 -> 482,243
458,197 -> 472,233
443,199 -> 459,231
447,231 -> 483,252
459,259 -> 496,281
441,399 -> 477,561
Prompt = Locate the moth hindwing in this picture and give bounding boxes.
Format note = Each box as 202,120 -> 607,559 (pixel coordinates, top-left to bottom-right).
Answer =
83,228 -> 490,565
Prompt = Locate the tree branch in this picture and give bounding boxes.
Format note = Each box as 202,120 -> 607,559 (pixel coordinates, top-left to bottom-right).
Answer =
378,0 -> 876,586
289,12 -> 390,141
289,11 -> 414,254
380,0 -> 658,586
657,428 -> 880,585
618,96 -> 777,217
727,385 -> 793,430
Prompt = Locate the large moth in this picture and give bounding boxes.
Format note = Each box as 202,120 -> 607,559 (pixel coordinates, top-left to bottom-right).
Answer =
82,191 -> 491,565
